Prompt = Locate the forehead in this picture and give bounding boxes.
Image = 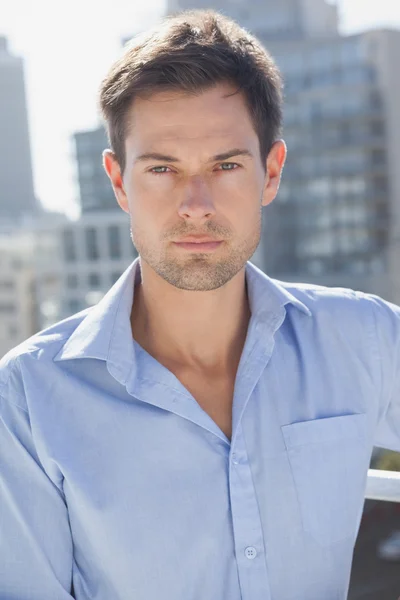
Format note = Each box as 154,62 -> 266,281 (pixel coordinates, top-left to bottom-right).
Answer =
124,83 -> 258,152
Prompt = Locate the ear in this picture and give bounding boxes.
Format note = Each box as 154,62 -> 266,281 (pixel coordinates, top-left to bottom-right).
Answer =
103,150 -> 129,214
261,140 -> 287,208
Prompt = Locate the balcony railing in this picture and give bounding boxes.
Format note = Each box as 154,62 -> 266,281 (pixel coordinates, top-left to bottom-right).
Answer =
366,469 -> 400,503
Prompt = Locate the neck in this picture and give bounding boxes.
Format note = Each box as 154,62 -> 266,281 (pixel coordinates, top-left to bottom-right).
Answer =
130,260 -> 251,374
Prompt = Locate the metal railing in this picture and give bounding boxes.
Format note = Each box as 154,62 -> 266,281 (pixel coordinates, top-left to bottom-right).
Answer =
365,469 -> 400,503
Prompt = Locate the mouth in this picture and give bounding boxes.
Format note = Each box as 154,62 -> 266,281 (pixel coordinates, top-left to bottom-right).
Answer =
172,240 -> 223,252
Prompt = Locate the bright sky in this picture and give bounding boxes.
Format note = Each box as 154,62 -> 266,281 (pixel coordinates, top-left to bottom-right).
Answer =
2,0 -> 400,218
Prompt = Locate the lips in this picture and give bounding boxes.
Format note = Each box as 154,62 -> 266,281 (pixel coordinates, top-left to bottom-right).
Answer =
175,237 -> 221,243
173,240 -> 223,252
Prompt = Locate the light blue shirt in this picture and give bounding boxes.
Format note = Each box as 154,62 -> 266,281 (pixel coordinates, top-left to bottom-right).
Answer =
1,258 -> 400,600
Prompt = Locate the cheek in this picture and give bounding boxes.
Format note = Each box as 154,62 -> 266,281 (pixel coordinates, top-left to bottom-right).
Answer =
134,173 -> 177,195
214,178 -> 261,216
130,176 -> 177,215
211,170 -> 263,202
128,178 -> 168,220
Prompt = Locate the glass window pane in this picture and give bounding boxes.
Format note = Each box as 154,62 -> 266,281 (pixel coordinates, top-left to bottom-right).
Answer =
111,271 -> 122,285
67,299 -> 81,314
85,227 -> 99,261
108,225 -> 121,260
66,274 -> 78,289
88,273 -> 101,288
62,229 -> 76,262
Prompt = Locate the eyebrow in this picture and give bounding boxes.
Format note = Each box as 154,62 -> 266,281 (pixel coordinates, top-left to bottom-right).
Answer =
135,148 -> 254,163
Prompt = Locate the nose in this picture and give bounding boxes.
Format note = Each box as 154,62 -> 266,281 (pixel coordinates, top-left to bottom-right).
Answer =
177,175 -> 216,221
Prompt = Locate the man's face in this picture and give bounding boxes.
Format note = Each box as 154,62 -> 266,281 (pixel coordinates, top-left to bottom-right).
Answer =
104,82 -> 286,291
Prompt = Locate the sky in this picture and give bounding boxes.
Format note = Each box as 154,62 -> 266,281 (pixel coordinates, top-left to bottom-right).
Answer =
2,0 -> 400,218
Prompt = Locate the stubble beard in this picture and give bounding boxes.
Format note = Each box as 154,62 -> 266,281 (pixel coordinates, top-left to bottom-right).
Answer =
131,212 -> 262,292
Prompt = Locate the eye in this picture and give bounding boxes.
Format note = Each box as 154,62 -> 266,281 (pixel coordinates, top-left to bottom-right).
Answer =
217,162 -> 239,171
149,166 -> 172,174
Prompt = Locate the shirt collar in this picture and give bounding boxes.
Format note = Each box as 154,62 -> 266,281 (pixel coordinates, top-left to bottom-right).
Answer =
54,257 -> 311,382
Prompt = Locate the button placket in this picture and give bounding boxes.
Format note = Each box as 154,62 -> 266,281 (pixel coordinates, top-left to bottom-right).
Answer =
229,424 -> 271,599
231,453 -> 239,465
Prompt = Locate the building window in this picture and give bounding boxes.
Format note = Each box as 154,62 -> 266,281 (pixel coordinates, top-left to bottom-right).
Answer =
67,299 -> 81,314
111,272 -> 122,285
339,38 -> 364,67
66,274 -> 78,289
298,230 -> 334,258
369,91 -> 383,110
88,273 -> 101,288
336,227 -> 370,253
0,280 -> 14,290
371,149 -> 386,166
108,225 -> 121,259
0,303 -> 16,313
62,229 -> 76,262
85,227 -> 99,261
306,177 -> 332,198
334,177 -> 367,197
371,121 -> 384,136
309,45 -> 336,71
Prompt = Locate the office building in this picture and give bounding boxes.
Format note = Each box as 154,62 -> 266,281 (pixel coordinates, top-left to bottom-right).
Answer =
74,127 -> 116,212
0,37 -> 38,223
167,0 -> 338,41
33,212 -> 70,330
0,231 -> 37,358
58,211 -> 137,319
262,29 -> 400,303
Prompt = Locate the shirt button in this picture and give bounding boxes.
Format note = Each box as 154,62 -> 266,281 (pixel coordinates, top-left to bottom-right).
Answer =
232,453 -> 239,464
245,546 -> 257,560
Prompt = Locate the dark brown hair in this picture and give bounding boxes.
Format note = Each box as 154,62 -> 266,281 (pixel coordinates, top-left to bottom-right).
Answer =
99,9 -> 283,174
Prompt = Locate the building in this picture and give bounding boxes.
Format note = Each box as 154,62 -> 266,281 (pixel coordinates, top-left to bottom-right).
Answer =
0,209 -> 136,343
32,210 -> 137,325
0,37 -> 39,224
0,212 -> 72,356
58,211 -> 137,319
167,0 -> 338,41
33,212 -> 70,331
262,28 -> 400,303
0,210 -> 135,337
0,231 -> 37,358
74,127 -> 116,213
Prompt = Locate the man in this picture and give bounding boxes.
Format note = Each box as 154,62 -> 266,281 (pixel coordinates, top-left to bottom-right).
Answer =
0,9 -> 399,600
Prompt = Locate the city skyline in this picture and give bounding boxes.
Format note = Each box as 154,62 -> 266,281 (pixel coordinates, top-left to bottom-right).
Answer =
2,0 -> 400,217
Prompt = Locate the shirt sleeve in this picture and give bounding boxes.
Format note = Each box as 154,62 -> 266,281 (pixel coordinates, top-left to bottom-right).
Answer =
0,392 -> 74,599
366,293 -> 400,452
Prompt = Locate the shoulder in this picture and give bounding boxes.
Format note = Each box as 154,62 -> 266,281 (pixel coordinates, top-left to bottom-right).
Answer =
272,278 -> 400,333
277,278 -> 362,306
0,308 -> 92,406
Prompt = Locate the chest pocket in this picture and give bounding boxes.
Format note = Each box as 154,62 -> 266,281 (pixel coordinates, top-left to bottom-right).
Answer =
281,413 -> 369,547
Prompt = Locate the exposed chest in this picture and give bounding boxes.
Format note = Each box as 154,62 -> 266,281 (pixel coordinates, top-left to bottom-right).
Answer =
174,371 -> 235,440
